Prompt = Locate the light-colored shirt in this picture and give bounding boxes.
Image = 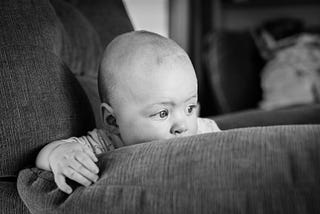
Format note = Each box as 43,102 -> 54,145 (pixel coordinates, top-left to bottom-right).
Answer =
64,118 -> 220,155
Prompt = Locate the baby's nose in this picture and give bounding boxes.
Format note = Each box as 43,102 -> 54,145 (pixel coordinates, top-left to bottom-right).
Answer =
170,123 -> 188,136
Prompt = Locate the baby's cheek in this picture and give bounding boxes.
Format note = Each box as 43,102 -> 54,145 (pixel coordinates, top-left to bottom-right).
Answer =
138,121 -> 171,140
121,119 -> 170,145
118,119 -> 140,145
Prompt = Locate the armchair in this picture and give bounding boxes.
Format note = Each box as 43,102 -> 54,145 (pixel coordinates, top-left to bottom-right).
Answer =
1,1 -> 319,214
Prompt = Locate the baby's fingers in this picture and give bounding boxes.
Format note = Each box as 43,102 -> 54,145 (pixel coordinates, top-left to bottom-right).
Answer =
75,152 -> 99,174
82,146 -> 98,163
69,158 -> 99,183
54,174 -> 73,194
63,168 -> 92,188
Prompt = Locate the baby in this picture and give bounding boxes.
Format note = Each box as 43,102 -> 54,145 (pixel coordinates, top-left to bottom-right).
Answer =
36,30 -> 221,194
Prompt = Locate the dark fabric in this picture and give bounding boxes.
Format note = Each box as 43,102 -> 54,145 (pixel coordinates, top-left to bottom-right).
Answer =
50,0 -> 104,127
0,1 -> 62,54
214,104 -> 320,130
0,0 -> 95,193
50,0 -> 102,77
0,46 -> 95,177
203,31 -> 265,115
71,0 -> 134,48
0,181 -> 30,214
0,0 -> 95,213
18,125 -> 320,214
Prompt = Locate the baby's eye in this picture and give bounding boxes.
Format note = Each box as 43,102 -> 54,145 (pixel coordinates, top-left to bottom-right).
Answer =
159,110 -> 168,118
186,105 -> 197,115
151,109 -> 169,120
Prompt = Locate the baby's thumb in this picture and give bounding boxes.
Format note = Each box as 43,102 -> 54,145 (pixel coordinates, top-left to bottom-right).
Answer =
54,174 -> 73,194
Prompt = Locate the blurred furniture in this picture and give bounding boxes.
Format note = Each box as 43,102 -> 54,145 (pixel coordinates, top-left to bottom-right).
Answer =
202,30 -> 264,115
194,0 -> 320,116
213,104 -> 320,130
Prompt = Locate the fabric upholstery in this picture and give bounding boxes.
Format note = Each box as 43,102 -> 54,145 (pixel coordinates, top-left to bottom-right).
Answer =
0,47 -> 95,177
50,0 -> 104,127
0,0 -> 95,213
0,0 -> 61,55
0,181 -> 30,214
50,0 -> 102,78
0,0 -> 95,178
18,125 -> 320,214
71,0 -> 134,48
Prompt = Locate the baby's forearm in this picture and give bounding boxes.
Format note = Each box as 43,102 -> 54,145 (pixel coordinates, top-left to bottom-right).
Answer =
35,140 -> 66,171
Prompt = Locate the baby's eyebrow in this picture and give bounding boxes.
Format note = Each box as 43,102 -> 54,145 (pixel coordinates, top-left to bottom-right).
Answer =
184,95 -> 197,103
147,95 -> 197,108
147,101 -> 175,107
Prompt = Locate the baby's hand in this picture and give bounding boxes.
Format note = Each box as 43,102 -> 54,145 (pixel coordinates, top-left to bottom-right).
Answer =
48,140 -> 99,194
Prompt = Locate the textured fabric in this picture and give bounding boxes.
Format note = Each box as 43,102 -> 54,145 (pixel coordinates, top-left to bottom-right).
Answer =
0,0 -> 62,55
50,0 -> 104,127
72,0 -> 134,48
18,125 -> 320,214
0,181 -> 30,214
0,42 -> 95,179
213,104 -> 320,130
50,0 -> 102,77
0,1 -> 95,213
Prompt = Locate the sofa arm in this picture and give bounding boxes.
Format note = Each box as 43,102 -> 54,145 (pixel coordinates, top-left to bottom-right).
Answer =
213,104 -> 320,130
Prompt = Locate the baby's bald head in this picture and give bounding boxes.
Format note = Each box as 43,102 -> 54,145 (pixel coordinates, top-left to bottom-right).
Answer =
98,30 -> 194,105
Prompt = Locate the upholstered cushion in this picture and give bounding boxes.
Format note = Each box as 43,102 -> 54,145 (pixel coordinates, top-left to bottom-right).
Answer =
0,181 -> 30,214
18,125 -> 320,214
50,0 -> 102,77
72,0 -> 134,48
0,0 -> 95,178
50,0 -> 104,127
0,1 -> 95,213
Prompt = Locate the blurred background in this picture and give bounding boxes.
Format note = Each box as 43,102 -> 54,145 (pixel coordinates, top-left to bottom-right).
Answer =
123,0 -> 320,117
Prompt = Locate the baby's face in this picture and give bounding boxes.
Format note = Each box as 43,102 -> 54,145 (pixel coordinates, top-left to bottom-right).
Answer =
111,55 -> 198,146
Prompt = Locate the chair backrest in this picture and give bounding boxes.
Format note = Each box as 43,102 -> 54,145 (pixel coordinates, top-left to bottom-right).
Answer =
202,31 -> 265,116
0,0 -> 98,178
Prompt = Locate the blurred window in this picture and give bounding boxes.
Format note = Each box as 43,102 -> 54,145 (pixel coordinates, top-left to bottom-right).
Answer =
123,0 -> 169,37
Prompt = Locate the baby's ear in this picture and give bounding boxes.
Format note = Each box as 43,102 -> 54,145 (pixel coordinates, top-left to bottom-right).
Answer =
100,103 -> 119,134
